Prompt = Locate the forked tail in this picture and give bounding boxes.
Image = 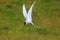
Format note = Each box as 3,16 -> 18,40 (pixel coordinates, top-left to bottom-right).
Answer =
31,23 -> 41,28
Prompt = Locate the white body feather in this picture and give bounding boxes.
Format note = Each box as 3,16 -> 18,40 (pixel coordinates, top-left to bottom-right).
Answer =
23,2 -> 35,24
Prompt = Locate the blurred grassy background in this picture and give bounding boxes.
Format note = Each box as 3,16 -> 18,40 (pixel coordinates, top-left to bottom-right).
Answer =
0,0 -> 60,40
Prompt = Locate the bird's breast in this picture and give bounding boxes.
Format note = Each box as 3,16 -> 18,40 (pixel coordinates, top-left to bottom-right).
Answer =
25,19 -> 32,23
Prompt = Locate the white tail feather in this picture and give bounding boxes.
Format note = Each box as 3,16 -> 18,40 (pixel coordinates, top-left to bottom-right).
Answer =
31,23 -> 40,28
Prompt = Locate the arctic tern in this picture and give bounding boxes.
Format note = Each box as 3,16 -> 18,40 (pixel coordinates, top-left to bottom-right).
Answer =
22,2 -> 40,28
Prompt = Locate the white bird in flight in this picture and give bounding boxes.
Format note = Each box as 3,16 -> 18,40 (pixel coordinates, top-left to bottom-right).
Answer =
22,2 -> 40,28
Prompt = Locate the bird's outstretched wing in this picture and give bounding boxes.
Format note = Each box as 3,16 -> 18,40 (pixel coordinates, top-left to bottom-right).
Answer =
27,2 -> 35,19
23,4 -> 27,19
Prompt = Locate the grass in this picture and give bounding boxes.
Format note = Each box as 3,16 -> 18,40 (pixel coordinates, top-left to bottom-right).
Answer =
0,0 -> 60,40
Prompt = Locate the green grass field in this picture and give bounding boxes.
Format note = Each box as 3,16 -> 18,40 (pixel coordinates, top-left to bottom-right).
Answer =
0,0 -> 60,40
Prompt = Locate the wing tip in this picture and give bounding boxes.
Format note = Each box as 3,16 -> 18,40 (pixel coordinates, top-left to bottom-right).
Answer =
33,1 -> 36,4
23,3 -> 25,6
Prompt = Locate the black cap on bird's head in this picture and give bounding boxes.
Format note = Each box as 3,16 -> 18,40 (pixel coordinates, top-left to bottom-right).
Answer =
24,22 -> 26,25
